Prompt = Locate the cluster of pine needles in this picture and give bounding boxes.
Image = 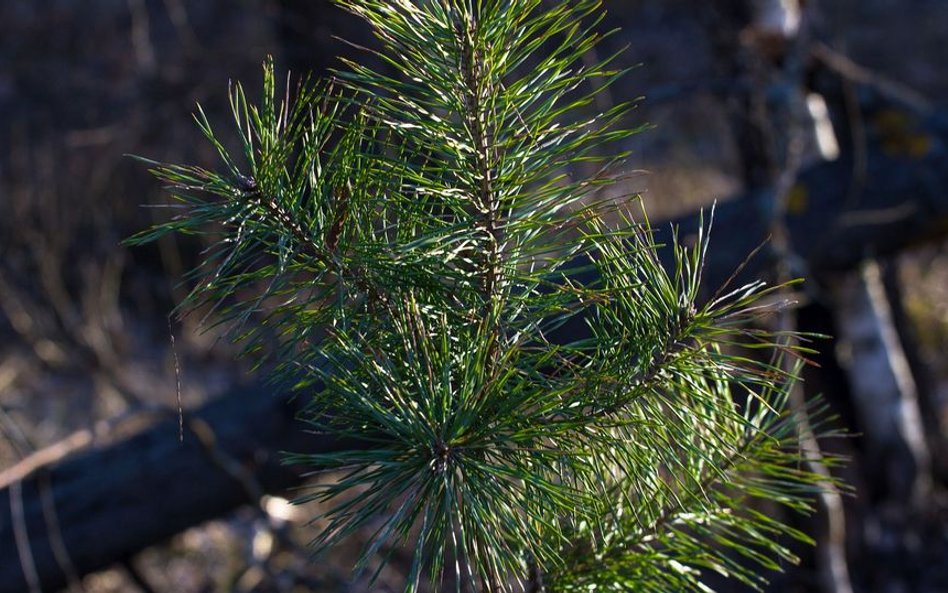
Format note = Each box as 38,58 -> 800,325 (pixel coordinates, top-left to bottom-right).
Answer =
130,1 -> 843,591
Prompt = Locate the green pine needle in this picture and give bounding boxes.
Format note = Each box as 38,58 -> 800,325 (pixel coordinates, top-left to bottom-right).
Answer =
130,1 -> 845,592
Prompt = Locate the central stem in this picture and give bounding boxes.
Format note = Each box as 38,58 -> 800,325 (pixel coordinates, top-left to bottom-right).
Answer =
457,10 -> 504,369
457,12 -> 502,305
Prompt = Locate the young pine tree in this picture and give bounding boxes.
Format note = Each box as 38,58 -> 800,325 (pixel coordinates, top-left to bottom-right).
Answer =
131,1 -> 839,591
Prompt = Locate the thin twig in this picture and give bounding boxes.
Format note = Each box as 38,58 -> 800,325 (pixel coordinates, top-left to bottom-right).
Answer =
39,473 -> 85,593
169,318 -> 183,443
811,42 -> 933,115
182,413 -> 265,502
0,402 -> 34,460
10,480 -> 41,593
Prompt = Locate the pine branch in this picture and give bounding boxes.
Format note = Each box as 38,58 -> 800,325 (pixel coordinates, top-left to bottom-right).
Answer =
130,2 -> 844,592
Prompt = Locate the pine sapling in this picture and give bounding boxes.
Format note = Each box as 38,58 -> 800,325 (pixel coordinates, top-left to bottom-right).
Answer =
130,1 -> 843,591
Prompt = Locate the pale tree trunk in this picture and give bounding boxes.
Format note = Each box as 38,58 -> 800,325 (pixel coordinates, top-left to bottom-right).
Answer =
830,259 -> 933,508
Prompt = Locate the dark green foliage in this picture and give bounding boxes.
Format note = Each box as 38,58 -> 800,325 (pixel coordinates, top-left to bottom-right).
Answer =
129,1 -> 841,591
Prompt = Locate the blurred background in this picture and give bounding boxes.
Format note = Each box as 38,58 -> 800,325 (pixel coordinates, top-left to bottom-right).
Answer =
1,0 -> 946,591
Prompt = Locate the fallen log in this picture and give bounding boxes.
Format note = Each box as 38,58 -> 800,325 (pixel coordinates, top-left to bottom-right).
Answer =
0,385 -> 350,593
0,118 -> 947,591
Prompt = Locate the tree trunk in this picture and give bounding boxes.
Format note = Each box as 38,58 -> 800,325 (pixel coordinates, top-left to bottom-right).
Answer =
829,260 -> 932,507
